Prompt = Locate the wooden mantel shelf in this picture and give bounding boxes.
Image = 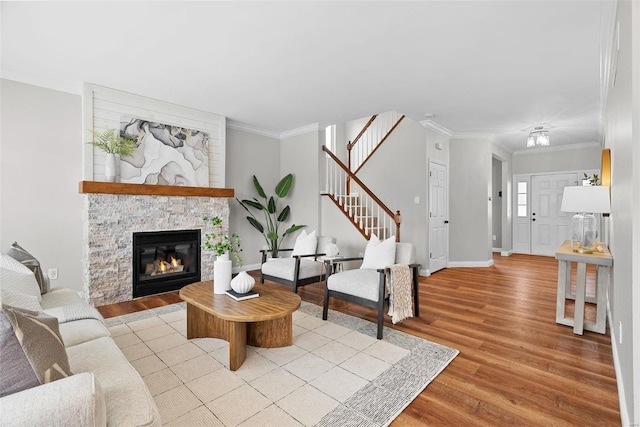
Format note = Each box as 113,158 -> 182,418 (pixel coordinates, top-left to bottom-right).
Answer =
79,181 -> 234,198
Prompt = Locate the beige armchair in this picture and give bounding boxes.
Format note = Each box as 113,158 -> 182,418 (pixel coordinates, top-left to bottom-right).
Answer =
260,235 -> 337,293
322,242 -> 420,339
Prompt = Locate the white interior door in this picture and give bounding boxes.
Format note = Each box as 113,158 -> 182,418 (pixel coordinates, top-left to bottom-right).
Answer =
429,161 -> 448,273
530,173 -> 578,255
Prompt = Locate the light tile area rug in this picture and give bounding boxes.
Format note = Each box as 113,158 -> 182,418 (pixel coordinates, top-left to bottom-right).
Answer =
104,301 -> 458,426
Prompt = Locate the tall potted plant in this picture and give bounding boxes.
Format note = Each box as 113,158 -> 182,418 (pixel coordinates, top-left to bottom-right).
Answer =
237,174 -> 305,257
87,129 -> 137,182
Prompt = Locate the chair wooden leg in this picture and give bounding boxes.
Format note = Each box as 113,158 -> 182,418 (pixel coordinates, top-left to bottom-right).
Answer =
412,266 -> 420,316
376,302 -> 384,339
322,288 -> 329,320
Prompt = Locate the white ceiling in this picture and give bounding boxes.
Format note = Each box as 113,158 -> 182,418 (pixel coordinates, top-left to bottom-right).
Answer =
1,1 -> 616,152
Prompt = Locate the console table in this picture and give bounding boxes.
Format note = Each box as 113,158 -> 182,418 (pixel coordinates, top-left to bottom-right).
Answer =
555,240 -> 612,335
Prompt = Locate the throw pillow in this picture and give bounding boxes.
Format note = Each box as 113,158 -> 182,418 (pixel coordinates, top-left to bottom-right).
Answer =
5,242 -> 48,294
292,230 -> 317,256
0,266 -> 42,302
0,309 -> 72,397
0,288 -> 42,315
360,234 -> 396,269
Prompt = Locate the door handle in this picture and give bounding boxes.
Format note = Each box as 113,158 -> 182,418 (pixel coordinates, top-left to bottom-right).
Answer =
444,220 -> 449,224
532,218 -> 536,221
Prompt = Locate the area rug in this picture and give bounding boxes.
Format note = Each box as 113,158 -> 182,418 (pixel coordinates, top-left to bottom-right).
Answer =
104,301 -> 458,426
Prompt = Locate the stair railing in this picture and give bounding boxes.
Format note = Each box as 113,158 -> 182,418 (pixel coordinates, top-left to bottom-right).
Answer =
347,111 -> 405,176
322,145 -> 401,241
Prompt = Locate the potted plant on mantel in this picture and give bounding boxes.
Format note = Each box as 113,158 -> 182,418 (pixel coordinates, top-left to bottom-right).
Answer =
202,216 -> 252,294
87,129 -> 137,183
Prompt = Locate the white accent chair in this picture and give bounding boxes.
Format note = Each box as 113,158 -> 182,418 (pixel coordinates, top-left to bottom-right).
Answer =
322,242 -> 420,339
260,236 -> 337,293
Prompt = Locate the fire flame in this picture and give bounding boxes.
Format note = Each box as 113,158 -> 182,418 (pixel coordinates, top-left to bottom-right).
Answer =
171,257 -> 178,267
159,262 -> 166,272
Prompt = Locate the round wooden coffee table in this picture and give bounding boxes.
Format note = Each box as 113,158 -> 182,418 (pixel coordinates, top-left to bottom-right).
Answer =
179,281 -> 301,371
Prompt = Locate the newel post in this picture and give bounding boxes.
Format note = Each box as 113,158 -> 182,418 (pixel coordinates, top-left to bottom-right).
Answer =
394,211 -> 402,242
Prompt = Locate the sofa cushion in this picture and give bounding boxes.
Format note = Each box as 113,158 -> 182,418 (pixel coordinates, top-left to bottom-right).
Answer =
5,242 -> 48,294
58,319 -> 111,347
327,268 -> 381,302
67,337 -> 161,427
262,258 -> 324,281
40,287 -> 84,310
0,309 -> 72,397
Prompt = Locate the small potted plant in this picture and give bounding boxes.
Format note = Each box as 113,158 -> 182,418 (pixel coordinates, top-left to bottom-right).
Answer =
87,129 -> 137,182
202,216 -> 243,265
202,216 -> 244,294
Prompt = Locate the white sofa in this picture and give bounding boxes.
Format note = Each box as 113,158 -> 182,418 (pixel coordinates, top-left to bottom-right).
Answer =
1,253 -> 161,426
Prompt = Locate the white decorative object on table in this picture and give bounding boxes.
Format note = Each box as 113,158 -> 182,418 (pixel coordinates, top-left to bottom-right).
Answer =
230,271 -> 255,294
104,153 -> 117,182
213,253 -> 232,294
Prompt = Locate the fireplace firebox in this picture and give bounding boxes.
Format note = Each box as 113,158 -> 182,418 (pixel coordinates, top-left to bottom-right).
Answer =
132,229 -> 201,298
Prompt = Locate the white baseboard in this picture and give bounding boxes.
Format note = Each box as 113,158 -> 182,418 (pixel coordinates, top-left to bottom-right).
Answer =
501,250 -> 513,257
447,259 -> 494,268
418,269 -> 430,277
492,247 -> 502,253
608,296 -> 631,427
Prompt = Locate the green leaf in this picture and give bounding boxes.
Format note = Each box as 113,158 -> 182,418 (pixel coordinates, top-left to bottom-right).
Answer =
267,231 -> 279,241
247,217 -> 264,233
253,175 -> 266,199
283,224 -> 305,236
277,205 -> 290,222
242,199 -> 265,210
275,174 -> 293,198
267,197 -> 276,214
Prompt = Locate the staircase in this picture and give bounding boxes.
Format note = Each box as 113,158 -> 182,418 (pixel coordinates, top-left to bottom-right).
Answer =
322,112 -> 405,241
322,146 -> 401,241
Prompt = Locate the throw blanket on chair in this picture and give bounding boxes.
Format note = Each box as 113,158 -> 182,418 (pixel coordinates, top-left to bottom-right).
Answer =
387,264 -> 413,324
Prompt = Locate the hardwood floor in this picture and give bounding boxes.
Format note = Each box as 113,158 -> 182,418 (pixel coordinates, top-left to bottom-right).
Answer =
97,253 -> 620,426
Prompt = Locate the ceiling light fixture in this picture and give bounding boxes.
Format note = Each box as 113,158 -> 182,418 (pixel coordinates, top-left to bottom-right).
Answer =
527,126 -> 550,148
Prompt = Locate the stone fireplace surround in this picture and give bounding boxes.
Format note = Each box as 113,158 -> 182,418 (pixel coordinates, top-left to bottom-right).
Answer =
81,182 -> 232,306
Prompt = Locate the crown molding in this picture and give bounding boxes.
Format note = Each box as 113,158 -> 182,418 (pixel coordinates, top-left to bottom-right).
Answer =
512,141 -> 602,156
280,123 -> 321,139
226,120 -> 321,140
1,68 -> 83,95
450,132 -> 495,140
226,119 -> 281,139
419,119 -> 453,136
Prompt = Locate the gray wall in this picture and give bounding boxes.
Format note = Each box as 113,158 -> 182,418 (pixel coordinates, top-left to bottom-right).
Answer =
512,145 -> 601,175
1,79 -> 84,292
225,127 -> 280,269
354,117 -> 429,269
605,1 -> 639,424
279,130 -> 322,246
449,138 -> 493,264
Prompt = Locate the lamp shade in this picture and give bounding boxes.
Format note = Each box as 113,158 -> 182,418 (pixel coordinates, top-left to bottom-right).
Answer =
560,186 -> 611,213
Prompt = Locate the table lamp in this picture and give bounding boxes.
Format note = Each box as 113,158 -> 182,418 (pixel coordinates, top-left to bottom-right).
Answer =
560,186 -> 611,253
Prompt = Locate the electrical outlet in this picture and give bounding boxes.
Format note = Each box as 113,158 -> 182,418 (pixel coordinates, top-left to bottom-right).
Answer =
492,235 -> 497,241
48,268 -> 58,280
414,196 -> 420,204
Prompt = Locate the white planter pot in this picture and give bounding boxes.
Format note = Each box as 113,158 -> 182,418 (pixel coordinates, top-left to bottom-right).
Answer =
213,253 -> 232,294
230,271 -> 255,294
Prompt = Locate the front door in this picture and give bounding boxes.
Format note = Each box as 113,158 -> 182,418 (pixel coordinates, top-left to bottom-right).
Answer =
429,161 -> 448,273
530,173 -> 578,255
